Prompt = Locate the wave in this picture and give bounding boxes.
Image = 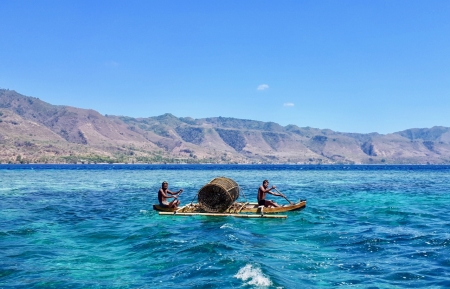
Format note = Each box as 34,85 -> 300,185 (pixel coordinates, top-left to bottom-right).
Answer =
234,264 -> 272,287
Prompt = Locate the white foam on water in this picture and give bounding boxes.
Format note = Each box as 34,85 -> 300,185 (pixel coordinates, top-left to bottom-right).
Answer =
172,239 -> 188,243
234,264 -> 272,287
220,223 -> 234,229
227,234 -> 238,241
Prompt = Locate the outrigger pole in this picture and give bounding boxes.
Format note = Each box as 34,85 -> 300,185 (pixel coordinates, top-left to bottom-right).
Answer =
158,212 -> 287,218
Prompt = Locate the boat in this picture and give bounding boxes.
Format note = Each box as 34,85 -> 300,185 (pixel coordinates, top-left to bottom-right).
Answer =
239,200 -> 306,213
153,204 -> 183,212
154,177 -> 306,219
153,200 -> 306,216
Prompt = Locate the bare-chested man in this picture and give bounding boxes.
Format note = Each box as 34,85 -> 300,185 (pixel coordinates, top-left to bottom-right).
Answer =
158,181 -> 183,208
257,180 -> 281,208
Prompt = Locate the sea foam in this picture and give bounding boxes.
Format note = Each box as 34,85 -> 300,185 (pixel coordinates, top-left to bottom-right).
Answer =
234,264 -> 272,287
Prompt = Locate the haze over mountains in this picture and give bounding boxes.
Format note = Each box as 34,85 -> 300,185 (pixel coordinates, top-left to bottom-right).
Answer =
1,89 -> 449,164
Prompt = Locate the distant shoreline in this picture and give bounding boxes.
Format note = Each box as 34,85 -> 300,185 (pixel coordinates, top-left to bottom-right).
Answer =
2,89 -> 450,166
1,163 -> 449,165
1,163 -> 449,168
3,162 -> 449,165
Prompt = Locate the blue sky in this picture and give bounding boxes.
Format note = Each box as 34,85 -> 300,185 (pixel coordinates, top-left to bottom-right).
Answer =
1,1 -> 449,134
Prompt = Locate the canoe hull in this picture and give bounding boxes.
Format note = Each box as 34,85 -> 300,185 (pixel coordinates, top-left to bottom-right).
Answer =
152,204 -> 183,212
152,200 -> 306,214
239,201 -> 306,213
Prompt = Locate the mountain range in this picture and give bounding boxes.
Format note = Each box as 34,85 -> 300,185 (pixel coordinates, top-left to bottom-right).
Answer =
1,88 -> 449,164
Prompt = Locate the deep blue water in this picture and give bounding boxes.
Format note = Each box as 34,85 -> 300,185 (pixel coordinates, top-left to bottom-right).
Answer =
1,165 -> 449,288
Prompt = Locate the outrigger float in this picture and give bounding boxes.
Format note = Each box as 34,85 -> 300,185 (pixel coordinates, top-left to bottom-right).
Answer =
154,177 -> 306,219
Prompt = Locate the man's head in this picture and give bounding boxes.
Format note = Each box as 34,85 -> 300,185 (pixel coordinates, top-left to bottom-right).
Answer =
162,181 -> 168,189
263,180 -> 269,187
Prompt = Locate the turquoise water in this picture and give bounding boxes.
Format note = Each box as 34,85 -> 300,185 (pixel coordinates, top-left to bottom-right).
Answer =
1,165 -> 450,288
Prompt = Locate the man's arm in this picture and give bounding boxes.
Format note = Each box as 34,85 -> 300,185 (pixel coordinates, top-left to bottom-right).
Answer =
159,189 -> 174,199
266,191 -> 281,196
265,186 -> 281,196
167,189 -> 183,196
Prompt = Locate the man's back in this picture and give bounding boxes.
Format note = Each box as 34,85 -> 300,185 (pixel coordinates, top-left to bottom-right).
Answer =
158,188 -> 166,204
257,186 -> 266,201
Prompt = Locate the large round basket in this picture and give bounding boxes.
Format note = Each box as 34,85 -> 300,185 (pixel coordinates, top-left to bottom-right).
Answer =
197,177 -> 240,213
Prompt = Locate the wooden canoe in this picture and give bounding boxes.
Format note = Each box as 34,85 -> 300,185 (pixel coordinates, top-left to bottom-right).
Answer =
153,200 -> 306,214
238,200 -> 306,213
152,204 -> 184,212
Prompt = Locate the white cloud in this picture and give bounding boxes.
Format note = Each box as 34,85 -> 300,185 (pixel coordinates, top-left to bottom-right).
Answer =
283,102 -> 295,107
257,84 -> 269,91
105,60 -> 119,67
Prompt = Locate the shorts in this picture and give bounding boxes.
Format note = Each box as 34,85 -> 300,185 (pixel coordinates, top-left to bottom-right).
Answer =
159,201 -> 170,208
258,199 -> 266,206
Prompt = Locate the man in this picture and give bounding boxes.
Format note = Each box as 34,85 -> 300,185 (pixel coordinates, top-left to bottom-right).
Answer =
257,180 -> 281,208
158,181 -> 183,209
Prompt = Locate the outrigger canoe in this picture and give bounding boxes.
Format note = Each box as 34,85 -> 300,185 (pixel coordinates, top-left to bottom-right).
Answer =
154,177 -> 306,218
153,200 -> 306,217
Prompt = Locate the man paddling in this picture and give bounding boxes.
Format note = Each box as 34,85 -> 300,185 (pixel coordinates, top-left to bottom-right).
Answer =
257,180 -> 281,208
158,181 -> 183,209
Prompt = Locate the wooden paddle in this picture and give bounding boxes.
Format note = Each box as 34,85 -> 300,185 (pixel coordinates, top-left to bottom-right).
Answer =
173,189 -> 183,199
174,191 -> 183,198
172,190 -> 183,209
274,188 -> 293,204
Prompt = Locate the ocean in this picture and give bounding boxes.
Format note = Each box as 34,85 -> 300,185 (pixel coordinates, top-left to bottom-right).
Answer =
1,164 -> 449,288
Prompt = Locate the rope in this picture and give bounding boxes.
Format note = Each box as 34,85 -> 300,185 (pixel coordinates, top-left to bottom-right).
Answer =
237,202 -> 248,214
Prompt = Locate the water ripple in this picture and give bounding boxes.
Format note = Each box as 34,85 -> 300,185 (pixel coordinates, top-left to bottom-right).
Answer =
1,165 -> 450,288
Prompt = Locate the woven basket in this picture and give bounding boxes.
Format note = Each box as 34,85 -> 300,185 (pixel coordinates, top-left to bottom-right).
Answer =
197,177 -> 240,213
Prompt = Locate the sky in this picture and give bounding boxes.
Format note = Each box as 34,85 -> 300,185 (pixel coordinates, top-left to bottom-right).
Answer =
1,1 -> 449,134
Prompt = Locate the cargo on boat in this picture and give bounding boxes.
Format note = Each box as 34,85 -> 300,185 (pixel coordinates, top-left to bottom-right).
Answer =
197,177 -> 240,213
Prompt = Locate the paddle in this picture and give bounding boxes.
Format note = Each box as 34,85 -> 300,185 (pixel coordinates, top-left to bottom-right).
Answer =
273,188 -> 293,204
173,189 -> 183,199
172,190 -> 183,208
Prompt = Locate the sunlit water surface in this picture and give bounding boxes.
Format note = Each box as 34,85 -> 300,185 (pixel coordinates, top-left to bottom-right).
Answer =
1,165 -> 450,288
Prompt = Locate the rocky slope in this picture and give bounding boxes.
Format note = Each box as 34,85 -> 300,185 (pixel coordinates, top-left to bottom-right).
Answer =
1,89 -> 449,164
